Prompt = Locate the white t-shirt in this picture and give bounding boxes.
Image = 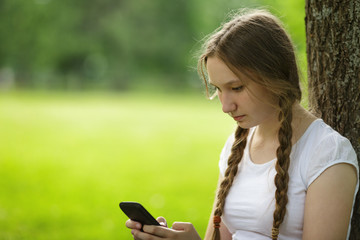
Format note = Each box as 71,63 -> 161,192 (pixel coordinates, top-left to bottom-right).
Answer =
219,119 -> 359,240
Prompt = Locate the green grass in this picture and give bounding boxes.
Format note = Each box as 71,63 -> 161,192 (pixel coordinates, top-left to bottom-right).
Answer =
0,91 -> 235,240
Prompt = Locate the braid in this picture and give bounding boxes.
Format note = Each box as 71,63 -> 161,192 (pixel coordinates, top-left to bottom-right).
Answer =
272,98 -> 294,240
212,126 -> 249,240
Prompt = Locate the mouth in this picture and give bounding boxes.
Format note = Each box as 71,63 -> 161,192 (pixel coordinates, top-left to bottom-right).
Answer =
233,115 -> 245,121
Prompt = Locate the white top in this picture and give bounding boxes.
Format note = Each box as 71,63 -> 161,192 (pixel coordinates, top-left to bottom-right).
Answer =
219,119 -> 359,240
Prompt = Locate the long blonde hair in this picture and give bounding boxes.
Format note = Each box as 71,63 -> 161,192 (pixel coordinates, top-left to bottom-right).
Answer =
198,9 -> 301,240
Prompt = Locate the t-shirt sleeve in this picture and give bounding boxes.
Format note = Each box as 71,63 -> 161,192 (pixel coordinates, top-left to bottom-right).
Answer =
219,133 -> 235,177
305,132 -> 359,189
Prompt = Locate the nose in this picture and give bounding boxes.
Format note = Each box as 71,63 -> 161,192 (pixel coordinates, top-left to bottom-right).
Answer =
220,93 -> 236,114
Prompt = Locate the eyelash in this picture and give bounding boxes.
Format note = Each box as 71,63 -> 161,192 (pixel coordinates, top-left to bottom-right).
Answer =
209,85 -> 243,93
232,86 -> 243,91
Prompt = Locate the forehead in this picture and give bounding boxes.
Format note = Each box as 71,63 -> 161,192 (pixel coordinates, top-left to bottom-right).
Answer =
206,56 -> 273,98
206,56 -> 246,85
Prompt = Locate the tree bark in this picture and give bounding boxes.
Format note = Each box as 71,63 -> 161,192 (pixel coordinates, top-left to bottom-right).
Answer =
305,0 -> 360,238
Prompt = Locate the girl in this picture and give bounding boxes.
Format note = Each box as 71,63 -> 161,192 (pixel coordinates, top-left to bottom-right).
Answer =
126,9 -> 359,240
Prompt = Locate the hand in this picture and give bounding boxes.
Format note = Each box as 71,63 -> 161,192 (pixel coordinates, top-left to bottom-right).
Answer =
126,217 -> 201,240
125,217 -> 168,231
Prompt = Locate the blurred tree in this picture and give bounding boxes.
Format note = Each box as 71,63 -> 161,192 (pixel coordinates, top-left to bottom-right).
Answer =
0,0 -> 306,91
305,0 -> 360,238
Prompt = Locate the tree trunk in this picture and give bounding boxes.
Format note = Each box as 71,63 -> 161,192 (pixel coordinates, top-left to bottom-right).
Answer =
305,0 -> 360,238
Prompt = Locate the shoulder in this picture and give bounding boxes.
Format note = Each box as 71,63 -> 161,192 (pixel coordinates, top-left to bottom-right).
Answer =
304,119 -> 348,143
298,119 -> 356,158
306,119 -> 356,161
299,119 -> 358,188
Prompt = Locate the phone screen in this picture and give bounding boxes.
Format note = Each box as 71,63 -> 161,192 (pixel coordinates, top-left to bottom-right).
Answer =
120,202 -> 160,226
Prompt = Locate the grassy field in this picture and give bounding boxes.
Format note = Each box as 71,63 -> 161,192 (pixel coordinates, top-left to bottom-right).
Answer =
0,91 -> 235,240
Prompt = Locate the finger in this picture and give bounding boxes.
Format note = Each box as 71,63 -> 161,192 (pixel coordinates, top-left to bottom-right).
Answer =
131,229 -> 146,240
133,228 -> 166,240
143,225 -> 175,238
156,216 -> 167,227
131,229 -> 139,240
126,219 -> 142,230
172,222 -> 193,231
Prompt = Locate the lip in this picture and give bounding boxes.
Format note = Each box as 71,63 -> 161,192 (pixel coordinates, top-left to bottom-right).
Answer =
233,115 -> 245,121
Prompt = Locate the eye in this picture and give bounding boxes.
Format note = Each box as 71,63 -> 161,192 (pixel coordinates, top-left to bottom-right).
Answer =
232,86 -> 243,91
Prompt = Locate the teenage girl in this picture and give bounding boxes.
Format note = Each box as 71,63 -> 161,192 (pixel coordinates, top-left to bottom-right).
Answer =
126,9 -> 359,240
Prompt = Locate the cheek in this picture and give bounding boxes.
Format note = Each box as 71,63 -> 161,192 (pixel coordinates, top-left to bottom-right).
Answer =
235,91 -> 251,104
256,102 -> 278,122
243,91 -> 261,108
249,86 -> 277,107
248,93 -> 277,116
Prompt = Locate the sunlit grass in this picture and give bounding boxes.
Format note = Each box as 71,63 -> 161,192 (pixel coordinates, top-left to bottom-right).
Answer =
0,91 -> 235,239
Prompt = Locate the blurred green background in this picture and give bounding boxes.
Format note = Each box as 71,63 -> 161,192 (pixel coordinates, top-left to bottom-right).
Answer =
0,0 -> 307,239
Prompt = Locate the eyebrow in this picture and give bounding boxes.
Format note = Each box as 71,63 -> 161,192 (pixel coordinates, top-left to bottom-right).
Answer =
209,79 -> 243,86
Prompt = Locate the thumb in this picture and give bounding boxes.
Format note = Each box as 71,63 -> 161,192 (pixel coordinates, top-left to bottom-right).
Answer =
157,216 -> 167,227
171,222 -> 193,231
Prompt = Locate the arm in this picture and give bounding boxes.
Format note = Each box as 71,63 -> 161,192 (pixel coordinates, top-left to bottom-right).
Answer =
204,174 -> 232,240
303,163 -> 357,240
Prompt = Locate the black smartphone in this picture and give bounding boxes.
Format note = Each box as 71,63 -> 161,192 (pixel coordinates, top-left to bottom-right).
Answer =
119,201 -> 160,226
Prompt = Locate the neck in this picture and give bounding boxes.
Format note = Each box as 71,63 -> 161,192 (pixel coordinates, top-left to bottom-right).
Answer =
255,102 -> 317,144
254,102 -> 314,143
290,103 -> 317,143
255,109 -> 281,144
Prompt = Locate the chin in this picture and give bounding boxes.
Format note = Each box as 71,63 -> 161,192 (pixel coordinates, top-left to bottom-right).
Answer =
237,121 -> 253,129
